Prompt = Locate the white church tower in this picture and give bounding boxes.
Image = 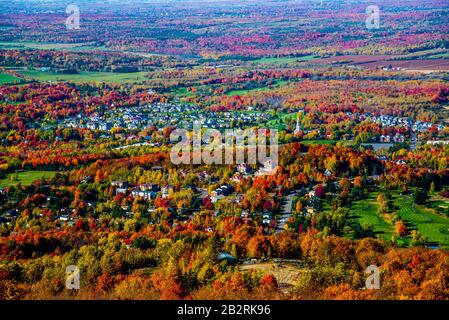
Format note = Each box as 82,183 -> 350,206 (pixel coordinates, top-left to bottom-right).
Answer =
294,112 -> 301,135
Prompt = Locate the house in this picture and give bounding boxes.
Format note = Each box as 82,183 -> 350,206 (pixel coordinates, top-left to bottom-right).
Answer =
116,188 -> 127,195
306,207 -> 315,216
59,215 -> 70,222
221,185 -> 234,196
139,184 -> 160,192
98,122 -> 112,131
211,195 -> 224,203
4,209 -> 19,219
131,189 -> 157,200
237,163 -> 252,174
162,185 -> 174,198
427,140 -> 449,145
232,173 -> 244,183
396,159 -> 407,165
263,219 -> 271,225
211,185 -> 234,197
211,185 -> 234,203
255,159 -> 278,176
211,188 -> 222,198
380,135 -> 391,143
81,176 -> 93,184
111,181 -> 129,188
393,134 -> 405,143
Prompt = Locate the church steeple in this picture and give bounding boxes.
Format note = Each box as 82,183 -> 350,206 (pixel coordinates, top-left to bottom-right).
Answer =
294,112 -> 301,135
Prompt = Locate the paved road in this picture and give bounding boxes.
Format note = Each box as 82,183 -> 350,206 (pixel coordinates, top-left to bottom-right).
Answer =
276,193 -> 294,232
410,130 -> 418,151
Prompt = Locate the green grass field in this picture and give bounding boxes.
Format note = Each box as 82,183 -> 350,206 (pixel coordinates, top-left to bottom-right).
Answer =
0,41 -> 111,51
426,52 -> 449,59
396,196 -> 449,247
251,55 -> 318,65
0,73 -> 23,84
172,86 -> 195,97
338,190 -> 449,247
226,80 -> 289,96
351,192 -> 449,248
301,140 -> 338,145
266,111 -> 297,130
431,199 -> 449,212
16,69 -> 150,83
0,171 -> 58,188
352,192 -> 395,241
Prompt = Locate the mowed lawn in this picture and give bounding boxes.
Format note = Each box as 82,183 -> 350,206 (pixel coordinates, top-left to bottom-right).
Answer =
0,41 -> 112,51
16,70 -> 150,83
250,55 -> 318,65
0,73 -> 23,84
267,112 -> 295,130
301,140 -> 338,145
352,192 -> 395,241
350,192 -> 449,247
226,80 -> 289,96
396,196 -> 449,247
0,171 -> 58,188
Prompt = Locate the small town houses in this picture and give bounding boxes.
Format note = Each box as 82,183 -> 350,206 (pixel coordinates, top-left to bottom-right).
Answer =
54,103 -> 268,132
210,184 -> 234,203
380,133 -> 406,143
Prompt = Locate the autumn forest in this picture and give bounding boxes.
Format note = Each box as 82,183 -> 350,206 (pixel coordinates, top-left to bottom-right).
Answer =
0,0 -> 449,302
